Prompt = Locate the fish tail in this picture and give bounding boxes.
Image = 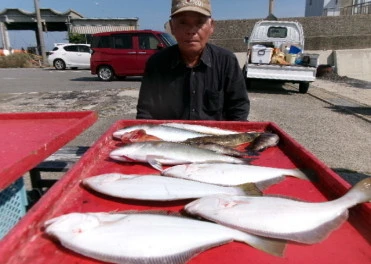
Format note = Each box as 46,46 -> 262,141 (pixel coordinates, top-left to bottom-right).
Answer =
342,177 -> 371,204
244,235 -> 287,257
289,168 -> 313,181
238,183 -> 263,196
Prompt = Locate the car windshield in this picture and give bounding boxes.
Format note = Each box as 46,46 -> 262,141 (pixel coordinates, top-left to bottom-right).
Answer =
159,33 -> 177,46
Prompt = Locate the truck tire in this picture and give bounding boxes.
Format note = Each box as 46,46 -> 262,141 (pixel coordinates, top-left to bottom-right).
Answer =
299,82 -> 309,94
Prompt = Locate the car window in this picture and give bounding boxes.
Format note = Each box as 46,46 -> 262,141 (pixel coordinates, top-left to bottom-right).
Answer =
138,34 -> 160,50
159,33 -> 177,46
78,45 -> 91,53
64,45 -> 78,52
267,27 -> 288,38
91,35 -> 111,48
113,34 -> 133,49
52,47 -> 59,51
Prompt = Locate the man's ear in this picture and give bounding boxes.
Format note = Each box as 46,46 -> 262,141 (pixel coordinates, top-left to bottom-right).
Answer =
169,19 -> 175,35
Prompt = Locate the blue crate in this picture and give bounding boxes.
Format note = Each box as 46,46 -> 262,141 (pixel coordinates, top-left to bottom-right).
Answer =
0,178 -> 28,239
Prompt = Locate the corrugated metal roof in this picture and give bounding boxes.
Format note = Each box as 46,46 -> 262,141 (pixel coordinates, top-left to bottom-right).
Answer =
70,25 -> 137,34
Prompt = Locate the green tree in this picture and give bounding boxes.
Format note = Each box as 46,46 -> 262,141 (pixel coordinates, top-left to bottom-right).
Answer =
68,33 -> 87,44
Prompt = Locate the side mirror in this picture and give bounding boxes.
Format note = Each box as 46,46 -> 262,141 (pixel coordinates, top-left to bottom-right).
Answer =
157,43 -> 165,49
244,37 -> 249,44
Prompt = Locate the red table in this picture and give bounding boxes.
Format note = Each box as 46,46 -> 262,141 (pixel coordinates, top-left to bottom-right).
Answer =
0,111 -> 97,191
0,120 -> 370,264
0,111 -> 97,239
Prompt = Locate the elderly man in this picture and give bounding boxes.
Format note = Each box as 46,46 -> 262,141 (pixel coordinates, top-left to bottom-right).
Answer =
136,0 -> 250,120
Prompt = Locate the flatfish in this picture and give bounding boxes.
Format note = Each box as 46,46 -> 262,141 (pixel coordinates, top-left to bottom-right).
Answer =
184,177 -> 371,244
162,163 -> 309,190
83,173 -> 262,201
44,212 -> 286,263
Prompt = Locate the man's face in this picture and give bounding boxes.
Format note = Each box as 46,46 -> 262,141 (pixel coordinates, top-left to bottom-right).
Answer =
170,11 -> 214,56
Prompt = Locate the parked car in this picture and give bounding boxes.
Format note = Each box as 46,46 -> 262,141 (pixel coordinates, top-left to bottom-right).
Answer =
90,30 -> 176,81
47,43 -> 91,70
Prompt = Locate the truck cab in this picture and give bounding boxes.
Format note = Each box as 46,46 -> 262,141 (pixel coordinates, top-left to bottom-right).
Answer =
242,20 -> 318,94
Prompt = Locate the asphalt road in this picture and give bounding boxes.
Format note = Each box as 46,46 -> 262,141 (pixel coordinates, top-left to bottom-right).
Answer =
0,68 -> 370,186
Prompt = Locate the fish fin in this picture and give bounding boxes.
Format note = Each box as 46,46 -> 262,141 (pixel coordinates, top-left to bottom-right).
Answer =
147,157 -> 164,172
244,235 -> 287,257
238,183 -> 263,196
255,177 -> 285,190
245,149 -> 260,156
288,210 -> 349,244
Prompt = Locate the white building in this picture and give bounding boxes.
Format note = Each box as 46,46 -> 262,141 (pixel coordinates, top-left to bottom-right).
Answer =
305,0 -> 371,16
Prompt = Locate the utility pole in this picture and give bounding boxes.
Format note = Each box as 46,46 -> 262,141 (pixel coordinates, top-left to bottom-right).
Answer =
34,0 -> 48,66
269,0 -> 274,16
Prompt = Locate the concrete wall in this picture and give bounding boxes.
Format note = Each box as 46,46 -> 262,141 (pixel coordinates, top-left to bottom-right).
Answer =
334,48 -> 371,81
211,15 -> 371,52
212,15 -> 371,81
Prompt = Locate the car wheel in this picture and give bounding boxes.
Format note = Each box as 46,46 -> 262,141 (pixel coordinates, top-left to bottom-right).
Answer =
53,59 -> 66,70
299,82 -> 310,94
98,66 -> 115,81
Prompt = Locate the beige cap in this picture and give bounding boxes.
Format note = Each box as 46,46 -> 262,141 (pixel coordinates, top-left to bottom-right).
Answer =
171,0 -> 212,17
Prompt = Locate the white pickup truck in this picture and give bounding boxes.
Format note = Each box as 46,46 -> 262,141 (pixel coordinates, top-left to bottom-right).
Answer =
242,20 -> 318,94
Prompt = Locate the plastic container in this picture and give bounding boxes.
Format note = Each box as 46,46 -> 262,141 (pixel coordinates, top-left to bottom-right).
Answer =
289,45 -> 302,54
0,178 -> 28,239
1,120 -> 370,264
251,45 -> 273,64
286,54 -> 297,64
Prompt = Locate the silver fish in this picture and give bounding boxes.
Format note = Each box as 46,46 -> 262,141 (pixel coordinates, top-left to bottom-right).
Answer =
44,212 -> 286,263
182,132 -> 261,147
185,177 -> 371,244
109,142 -> 247,171
112,124 -> 207,142
246,133 -> 280,154
162,163 -> 309,190
160,123 -> 239,135
83,173 -> 262,201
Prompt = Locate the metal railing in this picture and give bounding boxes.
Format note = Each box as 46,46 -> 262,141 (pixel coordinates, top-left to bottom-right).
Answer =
323,2 -> 371,16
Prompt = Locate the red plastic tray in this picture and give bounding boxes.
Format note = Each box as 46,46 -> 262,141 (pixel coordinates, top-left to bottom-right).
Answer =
0,111 -> 97,191
1,120 -> 370,264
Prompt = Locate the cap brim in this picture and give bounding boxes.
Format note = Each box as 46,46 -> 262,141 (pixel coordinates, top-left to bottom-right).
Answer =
171,7 -> 211,17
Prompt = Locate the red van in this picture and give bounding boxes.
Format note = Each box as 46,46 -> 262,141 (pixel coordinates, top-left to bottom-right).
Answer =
90,30 -> 176,81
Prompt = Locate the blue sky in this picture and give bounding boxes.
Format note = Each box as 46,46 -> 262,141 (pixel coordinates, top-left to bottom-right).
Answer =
1,0 -> 306,50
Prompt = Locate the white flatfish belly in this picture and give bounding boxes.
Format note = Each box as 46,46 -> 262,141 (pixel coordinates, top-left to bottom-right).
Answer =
44,212 -> 286,263
185,178 -> 371,244
162,163 -> 308,190
82,173 -> 259,201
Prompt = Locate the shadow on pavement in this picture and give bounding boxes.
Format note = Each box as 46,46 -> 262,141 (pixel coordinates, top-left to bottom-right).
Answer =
248,80 -> 297,95
333,168 -> 371,186
70,76 -> 143,82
